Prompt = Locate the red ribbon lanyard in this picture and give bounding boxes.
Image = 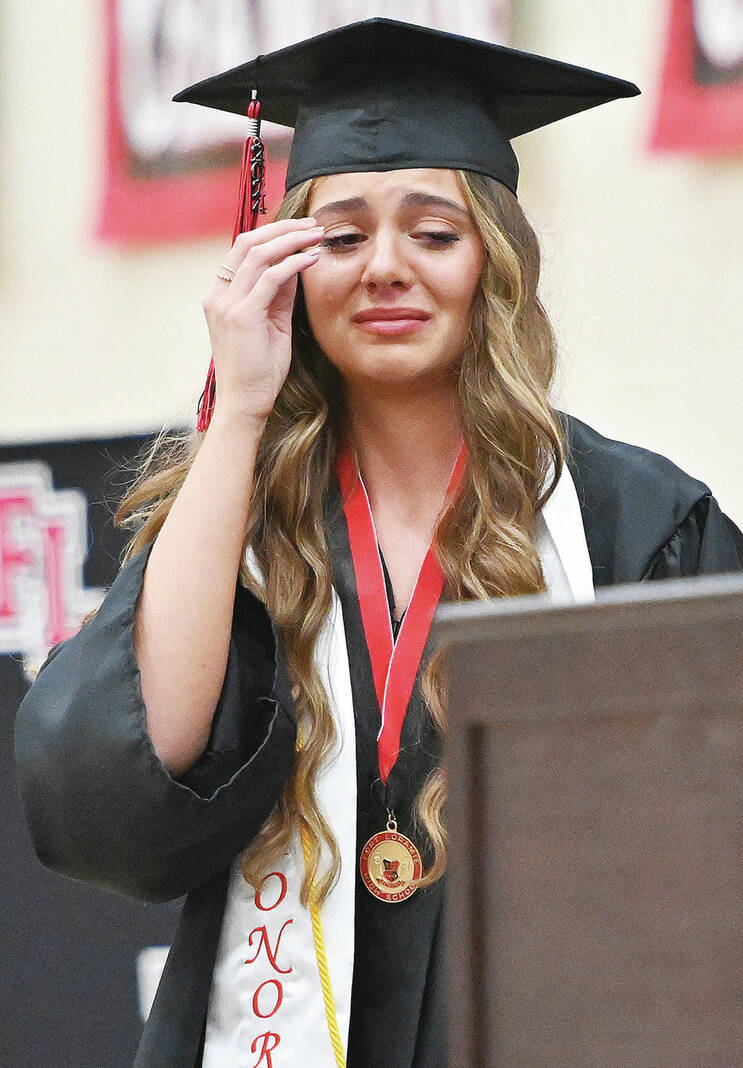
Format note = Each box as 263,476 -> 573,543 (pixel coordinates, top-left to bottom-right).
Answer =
337,444 -> 466,784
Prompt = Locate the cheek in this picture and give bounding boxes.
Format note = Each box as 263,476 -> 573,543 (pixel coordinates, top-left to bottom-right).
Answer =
301,268 -> 360,365
433,252 -> 484,318
301,260 -> 355,328
427,235 -> 484,297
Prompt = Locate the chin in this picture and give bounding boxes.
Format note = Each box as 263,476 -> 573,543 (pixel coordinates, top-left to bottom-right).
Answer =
321,335 -> 463,390
347,354 -> 458,391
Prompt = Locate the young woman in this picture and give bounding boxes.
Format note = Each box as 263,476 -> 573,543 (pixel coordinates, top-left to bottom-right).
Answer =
16,20 -> 743,1068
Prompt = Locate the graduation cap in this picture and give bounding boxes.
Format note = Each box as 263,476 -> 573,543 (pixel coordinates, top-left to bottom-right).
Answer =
174,17 -> 641,197
174,18 -> 640,430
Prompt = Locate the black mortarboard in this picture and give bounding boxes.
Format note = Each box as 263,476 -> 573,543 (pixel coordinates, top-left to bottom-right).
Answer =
173,18 -> 640,197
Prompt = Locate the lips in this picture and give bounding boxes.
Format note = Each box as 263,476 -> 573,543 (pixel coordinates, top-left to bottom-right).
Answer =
351,307 -> 431,336
352,307 -> 431,323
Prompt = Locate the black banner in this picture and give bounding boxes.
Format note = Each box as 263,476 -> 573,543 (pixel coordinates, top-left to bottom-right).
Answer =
1,435 -> 181,1067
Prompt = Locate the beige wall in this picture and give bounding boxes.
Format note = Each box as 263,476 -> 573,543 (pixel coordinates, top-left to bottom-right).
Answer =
514,0 -> 743,523
1,1 -> 222,442
2,1 -> 741,523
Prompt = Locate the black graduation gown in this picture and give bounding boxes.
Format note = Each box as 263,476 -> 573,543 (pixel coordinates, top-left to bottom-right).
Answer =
14,415 -> 743,1067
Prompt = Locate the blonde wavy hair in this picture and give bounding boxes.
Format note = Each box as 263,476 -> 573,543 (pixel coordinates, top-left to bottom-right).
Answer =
117,170 -> 564,905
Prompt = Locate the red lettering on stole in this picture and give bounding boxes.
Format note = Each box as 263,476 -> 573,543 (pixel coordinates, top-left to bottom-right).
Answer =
254,872 -> 288,911
250,1031 -> 280,1068
252,979 -> 284,1019
245,872 -> 295,1061
244,920 -> 293,973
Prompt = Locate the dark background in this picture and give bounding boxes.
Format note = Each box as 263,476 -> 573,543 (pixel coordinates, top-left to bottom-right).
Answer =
1,435 -> 181,1068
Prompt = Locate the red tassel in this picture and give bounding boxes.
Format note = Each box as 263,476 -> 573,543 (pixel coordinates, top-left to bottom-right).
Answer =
195,359 -> 216,434
196,92 -> 266,432
233,98 -> 266,240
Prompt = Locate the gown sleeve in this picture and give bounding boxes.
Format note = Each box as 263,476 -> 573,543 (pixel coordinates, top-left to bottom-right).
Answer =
644,494 -> 743,579
14,543 -> 297,904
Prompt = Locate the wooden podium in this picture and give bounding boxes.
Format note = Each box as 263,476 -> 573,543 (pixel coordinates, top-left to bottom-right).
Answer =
434,574 -> 743,1067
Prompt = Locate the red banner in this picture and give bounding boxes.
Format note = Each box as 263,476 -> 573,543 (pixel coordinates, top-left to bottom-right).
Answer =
651,0 -> 743,153
96,0 -> 288,244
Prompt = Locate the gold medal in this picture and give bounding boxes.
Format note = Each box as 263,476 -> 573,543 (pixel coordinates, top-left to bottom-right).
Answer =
360,813 -> 423,902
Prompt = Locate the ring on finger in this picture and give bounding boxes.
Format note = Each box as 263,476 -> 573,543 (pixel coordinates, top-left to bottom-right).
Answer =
216,268 -> 235,283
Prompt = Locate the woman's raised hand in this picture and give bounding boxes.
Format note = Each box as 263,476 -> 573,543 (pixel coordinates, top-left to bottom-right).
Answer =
202,217 -> 323,424
137,216 -> 323,773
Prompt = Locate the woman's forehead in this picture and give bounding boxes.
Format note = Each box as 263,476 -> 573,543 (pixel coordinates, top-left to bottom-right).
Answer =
307,169 -> 469,215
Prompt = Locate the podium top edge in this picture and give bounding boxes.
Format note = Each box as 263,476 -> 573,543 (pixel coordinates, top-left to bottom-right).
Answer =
433,572 -> 743,645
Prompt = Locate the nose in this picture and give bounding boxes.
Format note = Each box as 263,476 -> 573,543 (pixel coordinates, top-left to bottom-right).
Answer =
359,229 -> 413,290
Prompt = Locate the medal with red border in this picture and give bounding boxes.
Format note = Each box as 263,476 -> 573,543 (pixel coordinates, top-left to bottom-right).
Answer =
360,810 -> 423,903
337,443 -> 466,902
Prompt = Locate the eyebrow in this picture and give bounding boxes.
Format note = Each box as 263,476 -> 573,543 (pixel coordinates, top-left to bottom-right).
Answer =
399,192 -> 470,219
313,196 -> 369,221
312,191 -> 471,222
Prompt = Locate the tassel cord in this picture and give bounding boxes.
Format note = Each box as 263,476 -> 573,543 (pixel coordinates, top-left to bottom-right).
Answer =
198,92 -> 266,432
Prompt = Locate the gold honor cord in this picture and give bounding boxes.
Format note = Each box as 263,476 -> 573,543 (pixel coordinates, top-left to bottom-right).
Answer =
300,822 -> 347,1068
296,727 -> 346,1067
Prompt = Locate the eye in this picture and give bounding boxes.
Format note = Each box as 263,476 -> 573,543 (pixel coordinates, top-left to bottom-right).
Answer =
321,233 -> 367,252
414,231 -> 461,248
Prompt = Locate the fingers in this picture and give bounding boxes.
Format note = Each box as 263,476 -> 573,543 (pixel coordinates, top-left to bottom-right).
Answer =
206,218 -> 322,304
223,217 -> 319,273
246,248 -> 322,309
228,225 -> 325,298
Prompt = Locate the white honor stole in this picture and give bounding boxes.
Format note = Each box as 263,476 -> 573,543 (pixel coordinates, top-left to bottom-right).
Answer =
202,462 -> 594,1068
